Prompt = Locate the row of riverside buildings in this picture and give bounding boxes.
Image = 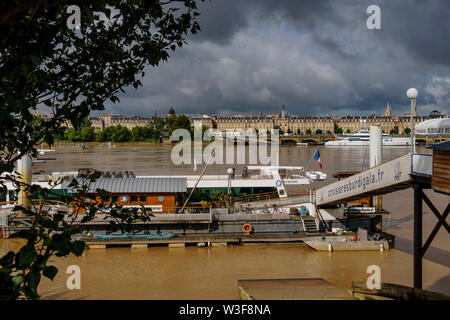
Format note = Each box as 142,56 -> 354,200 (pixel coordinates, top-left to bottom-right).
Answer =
191,104 -> 446,135
48,103 -> 447,135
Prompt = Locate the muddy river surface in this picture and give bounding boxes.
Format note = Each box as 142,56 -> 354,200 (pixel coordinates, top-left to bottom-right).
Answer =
1,143 -> 448,299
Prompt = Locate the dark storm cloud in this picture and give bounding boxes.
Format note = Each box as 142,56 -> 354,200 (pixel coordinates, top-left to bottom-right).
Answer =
377,0 -> 450,67
193,0 -> 341,45
191,0 -> 249,45
104,0 -> 450,117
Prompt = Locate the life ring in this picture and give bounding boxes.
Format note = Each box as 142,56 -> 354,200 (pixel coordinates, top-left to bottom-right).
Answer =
242,223 -> 253,234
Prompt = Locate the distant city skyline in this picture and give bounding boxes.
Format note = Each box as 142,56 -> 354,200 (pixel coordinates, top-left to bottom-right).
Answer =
90,103 -> 446,118
71,105 -> 446,138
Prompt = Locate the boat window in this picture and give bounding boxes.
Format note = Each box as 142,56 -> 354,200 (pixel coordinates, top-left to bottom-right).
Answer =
139,195 -> 147,202
131,195 -> 138,202
158,196 -> 165,202
0,192 -> 6,202
111,196 -> 118,203
100,194 -> 110,202
121,195 -> 128,203
9,191 -> 17,201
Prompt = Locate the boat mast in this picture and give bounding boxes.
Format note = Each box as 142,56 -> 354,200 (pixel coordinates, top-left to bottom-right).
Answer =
180,149 -> 216,212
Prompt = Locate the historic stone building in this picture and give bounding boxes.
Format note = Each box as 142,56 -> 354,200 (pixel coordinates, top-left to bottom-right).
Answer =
211,106 -> 335,135
59,104 -> 445,136
89,117 -> 104,132
287,115 -> 335,135
215,114 -> 273,132
191,115 -> 215,129
203,105 -> 446,136
335,114 -> 430,134
98,114 -> 152,130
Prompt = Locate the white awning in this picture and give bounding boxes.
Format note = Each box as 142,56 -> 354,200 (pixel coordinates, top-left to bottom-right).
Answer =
414,118 -> 450,136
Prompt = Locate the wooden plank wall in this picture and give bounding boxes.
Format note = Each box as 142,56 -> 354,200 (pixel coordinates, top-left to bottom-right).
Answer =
433,150 -> 450,195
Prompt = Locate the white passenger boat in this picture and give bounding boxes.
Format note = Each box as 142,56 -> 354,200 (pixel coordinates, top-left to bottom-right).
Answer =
141,165 -> 327,199
325,129 -> 411,146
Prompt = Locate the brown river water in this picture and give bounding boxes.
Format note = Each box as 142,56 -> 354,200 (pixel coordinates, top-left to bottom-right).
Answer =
1,143 -> 449,299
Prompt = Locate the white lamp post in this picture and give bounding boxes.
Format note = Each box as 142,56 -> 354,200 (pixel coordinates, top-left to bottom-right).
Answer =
227,168 -> 234,213
407,88 -> 418,154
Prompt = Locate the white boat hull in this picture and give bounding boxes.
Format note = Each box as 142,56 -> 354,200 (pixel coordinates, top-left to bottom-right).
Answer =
325,137 -> 411,146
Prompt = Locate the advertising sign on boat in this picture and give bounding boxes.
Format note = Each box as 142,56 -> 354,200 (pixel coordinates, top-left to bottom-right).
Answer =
316,153 -> 412,206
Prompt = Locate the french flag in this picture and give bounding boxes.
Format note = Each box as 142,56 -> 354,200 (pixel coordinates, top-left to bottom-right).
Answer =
313,149 -> 322,169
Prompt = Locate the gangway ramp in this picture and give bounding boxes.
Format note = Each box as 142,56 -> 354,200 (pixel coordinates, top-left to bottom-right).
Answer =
316,153 -> 432,207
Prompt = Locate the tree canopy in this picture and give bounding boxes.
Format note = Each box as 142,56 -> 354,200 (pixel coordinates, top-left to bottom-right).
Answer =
0,0 -> 203,299
0,0 -> 201,175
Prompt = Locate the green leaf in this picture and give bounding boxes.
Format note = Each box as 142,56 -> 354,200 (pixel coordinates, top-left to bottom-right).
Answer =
0,251 -> 15,267
16,245 -> 37,268
70,240 -> 86,256
12,274 -> 24,287
43,266 -> 58,280
0,267 -> 12,275
24,269 -> 41,300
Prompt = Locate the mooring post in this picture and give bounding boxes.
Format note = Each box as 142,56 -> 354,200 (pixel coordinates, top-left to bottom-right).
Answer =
370,126 -> 383,214
17,153 -> 32,216
413,184 -> 423,289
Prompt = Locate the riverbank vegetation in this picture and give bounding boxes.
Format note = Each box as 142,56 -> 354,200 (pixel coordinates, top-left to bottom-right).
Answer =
56,114 -> 198,143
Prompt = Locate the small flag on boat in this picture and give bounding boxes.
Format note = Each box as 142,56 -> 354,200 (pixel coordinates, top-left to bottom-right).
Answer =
313,149 -> 322,169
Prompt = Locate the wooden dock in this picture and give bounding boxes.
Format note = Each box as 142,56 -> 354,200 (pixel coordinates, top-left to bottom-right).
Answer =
238,278 -> 357,300
82,232 -> 395,250
83,233 -> 310,249
237,278 -> 450,300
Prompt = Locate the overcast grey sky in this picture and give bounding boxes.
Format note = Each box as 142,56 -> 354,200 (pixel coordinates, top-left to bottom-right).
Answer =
101,0 -> 450,117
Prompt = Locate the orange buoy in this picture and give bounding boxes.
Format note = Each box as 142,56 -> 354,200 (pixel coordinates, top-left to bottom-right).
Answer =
242,223 -> 253,234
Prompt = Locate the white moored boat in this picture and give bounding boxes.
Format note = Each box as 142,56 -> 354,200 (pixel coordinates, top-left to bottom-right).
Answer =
325,129 -> 410,146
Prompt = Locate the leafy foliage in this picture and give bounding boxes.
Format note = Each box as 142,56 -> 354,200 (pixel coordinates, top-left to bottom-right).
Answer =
0,0 -> 202,174
168,114 -> 191,134
0,0 -> 203,299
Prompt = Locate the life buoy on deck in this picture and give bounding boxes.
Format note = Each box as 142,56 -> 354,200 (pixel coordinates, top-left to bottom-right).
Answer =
351,233 -> 360,241
242,223 -> 253,234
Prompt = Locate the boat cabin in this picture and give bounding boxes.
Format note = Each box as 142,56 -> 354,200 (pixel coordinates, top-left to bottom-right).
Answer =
65,176 -> 187,213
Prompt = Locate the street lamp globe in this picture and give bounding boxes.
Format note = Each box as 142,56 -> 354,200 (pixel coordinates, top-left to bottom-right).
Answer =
407,88 -> 419,99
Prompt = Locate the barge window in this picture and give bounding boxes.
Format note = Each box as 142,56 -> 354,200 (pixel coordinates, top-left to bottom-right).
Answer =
139,195 -> 146,202
131,195 -> 138,202
111,196 -> 118,203
158,196 -> 165,202
9,191 -> 17,201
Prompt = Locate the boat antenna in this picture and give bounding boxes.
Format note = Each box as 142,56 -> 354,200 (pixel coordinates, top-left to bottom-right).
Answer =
180,149 -> 216,213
